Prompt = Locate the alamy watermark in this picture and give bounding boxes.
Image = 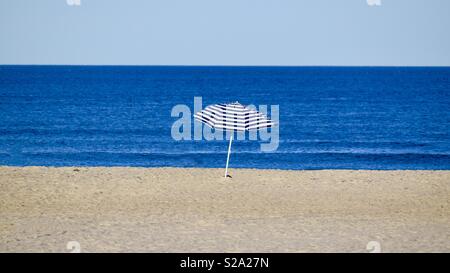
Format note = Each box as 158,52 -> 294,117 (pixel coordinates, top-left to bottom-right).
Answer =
367,0 -> 381,6
66,0 -> 81,6
366,241 -> 382,253
66,241 -> 81,253
171,97 -> 279,152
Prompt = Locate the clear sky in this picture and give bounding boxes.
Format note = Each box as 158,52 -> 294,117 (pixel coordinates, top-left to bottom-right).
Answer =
1,0 -> 449,66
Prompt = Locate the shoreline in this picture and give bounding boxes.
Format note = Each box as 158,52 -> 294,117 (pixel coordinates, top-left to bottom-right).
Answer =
1,165 -> 450,171
1,167 -> 449,252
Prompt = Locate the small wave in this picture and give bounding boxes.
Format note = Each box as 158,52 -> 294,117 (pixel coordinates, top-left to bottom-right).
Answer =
19,150 -> 450,157
279,139 -> 445,145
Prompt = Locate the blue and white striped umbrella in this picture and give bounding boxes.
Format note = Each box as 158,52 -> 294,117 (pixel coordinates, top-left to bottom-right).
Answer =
194,102 -> 275,177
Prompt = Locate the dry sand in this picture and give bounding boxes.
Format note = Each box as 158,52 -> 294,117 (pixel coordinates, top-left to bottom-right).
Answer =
0,167 -> 449,253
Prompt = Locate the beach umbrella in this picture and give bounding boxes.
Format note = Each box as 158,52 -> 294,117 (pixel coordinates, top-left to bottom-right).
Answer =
194,102 -> 275,177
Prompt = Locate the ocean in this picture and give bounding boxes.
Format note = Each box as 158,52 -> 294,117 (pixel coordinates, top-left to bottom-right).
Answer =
0,65 -> 449,170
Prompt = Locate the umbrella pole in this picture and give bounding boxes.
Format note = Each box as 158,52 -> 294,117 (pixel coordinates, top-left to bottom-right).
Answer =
224,134 -> 233,177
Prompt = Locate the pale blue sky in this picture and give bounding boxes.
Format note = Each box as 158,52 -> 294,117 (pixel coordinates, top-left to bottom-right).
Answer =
1,0 -> 449,66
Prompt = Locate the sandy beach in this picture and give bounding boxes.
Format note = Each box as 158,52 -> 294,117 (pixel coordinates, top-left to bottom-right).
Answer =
0,167 -> 449,252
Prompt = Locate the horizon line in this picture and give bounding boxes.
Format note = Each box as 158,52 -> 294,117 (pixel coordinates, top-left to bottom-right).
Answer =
1,64 -> 450,68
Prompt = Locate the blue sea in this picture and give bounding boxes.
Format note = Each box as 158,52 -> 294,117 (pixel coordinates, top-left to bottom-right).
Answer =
0,65 -> 449,170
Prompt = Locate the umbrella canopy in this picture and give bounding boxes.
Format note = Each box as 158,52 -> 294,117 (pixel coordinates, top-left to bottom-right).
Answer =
194,102 -> 275,131
194,102 -> 275,177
